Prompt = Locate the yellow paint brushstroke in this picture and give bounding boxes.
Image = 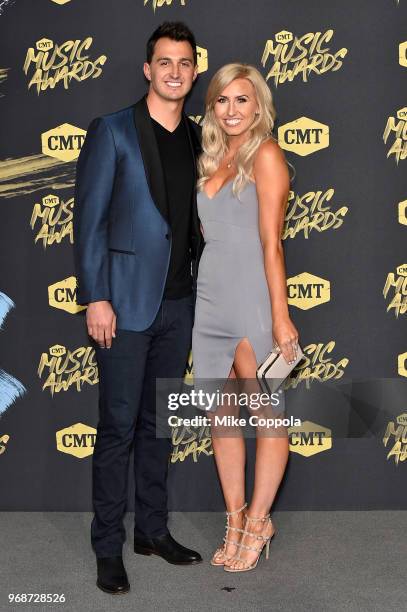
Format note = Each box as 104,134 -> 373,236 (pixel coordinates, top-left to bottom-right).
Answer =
0,68 -> 9,96
0,154 -> 76,199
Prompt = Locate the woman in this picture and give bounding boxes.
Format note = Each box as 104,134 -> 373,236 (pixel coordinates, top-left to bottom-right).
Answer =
192,63 -> 300,572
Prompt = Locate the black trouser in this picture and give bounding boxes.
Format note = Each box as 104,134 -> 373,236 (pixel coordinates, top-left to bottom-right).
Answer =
91,294 -> 193,558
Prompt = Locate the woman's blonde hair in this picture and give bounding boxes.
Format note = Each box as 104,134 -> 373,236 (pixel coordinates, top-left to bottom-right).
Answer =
198,63 -> 279,196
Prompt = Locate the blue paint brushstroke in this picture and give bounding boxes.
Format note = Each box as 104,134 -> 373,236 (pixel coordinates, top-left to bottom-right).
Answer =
0,291 -> 14,328
0,369 -> 26,416
0,291 -> 26,415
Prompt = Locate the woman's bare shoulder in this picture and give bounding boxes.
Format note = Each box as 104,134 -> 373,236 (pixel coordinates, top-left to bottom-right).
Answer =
255,137 -> 286,167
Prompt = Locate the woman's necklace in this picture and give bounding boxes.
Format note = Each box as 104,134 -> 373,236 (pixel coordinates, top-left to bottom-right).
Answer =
226,156 -> 235,169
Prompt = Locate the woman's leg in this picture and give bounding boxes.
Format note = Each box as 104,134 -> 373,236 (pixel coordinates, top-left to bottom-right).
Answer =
209,366 -> 246,562
225,338 -> 289,569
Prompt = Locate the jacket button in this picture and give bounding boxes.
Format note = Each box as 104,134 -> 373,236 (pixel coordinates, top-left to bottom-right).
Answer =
165,233 -> 170,240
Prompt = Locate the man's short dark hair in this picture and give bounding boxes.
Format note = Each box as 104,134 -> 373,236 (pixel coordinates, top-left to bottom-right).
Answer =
146,21 -> 197,65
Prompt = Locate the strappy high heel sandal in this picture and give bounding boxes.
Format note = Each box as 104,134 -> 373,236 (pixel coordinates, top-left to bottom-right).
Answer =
224,512 -> 275,572
210,502 -> 247,566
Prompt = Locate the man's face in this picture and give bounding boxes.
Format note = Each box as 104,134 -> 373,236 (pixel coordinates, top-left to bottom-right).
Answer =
144,37 -> 197,102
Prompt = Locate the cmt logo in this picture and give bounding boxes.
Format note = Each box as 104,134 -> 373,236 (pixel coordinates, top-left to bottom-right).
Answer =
278,117 -> 329,156
399,41 -> 407,67
42,194 -> 59,207
56,423 -> 97,458
287,272 -> 330,310
275,30 -> 293,44
51,0 -> 71,4
36,38 -> 53,51
398,352 -> 407,377
288,421 -> 332,457
48,276 -> 86,314
50,344 -> 65,357
41,123 -> 86,162
196,46 -> 208,74
399,199 -> 407,225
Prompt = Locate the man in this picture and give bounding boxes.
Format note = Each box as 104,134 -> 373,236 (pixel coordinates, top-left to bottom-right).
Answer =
74,22 -> 203,594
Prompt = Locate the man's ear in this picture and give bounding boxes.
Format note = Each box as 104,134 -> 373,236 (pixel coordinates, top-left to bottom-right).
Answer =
143,62 -> 151,81
192,66 -> 198,82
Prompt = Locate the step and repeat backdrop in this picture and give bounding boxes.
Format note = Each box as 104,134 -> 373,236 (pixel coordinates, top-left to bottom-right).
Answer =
0,0 -> 406,511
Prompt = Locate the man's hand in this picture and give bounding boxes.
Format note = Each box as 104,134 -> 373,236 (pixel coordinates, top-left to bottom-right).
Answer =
86,301 -> 116,348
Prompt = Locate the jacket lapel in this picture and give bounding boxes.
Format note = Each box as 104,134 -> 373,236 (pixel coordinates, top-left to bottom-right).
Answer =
133,96 -> 169,224
183,115 -> 202,238
183,114 -> 201,180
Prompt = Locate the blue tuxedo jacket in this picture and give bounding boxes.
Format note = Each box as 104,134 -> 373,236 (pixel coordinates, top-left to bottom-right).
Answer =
74,97 -> 202,331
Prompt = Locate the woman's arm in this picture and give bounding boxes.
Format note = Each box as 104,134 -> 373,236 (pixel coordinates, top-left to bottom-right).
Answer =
254,138 -> 299,364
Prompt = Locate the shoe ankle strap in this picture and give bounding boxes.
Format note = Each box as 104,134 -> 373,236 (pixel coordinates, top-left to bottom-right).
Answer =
244,513 -> 270,523
226,502 -> 247,517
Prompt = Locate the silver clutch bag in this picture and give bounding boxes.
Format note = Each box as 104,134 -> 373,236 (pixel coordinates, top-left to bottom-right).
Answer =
256,344 -> 304,394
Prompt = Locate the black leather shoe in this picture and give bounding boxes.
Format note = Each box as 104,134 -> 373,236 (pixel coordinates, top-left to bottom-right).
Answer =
96,556 -> 130,594
134,532 -> 202,565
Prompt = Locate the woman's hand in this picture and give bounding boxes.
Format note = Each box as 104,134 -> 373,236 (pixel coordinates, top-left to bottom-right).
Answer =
272,317 -> 299,365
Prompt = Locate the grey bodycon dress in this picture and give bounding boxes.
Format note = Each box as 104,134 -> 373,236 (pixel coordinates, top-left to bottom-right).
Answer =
192,179 -> 273,381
